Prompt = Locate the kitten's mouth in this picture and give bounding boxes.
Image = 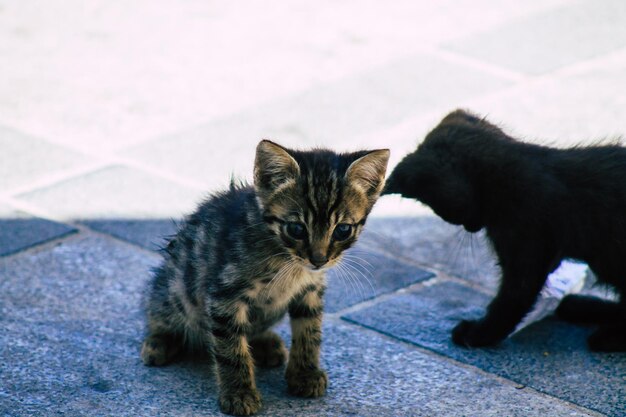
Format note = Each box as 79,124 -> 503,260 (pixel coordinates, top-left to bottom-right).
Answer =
305,262 -> 331,272
300,257 -> 336,272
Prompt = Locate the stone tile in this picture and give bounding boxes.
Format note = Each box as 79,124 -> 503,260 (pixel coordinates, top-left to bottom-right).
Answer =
362,216 -> 500,290
0,0 -> 560,154
445,0 -> 626,75
0,317 -> 594,417
81,219 -> 177,252
343,281 -> 626,416
16,165 -> 204,221
461,50 -> 626,147
122,53 -> 510,188
0,234 -> 159,328
0,205 -> 76,257
0,126 -> 93,192
0,231 -> 593,416
325,245 -> 434,313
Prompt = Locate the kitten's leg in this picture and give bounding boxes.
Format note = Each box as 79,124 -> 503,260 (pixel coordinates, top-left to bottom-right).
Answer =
141,289 -> 184,366
586,296 -> 626,352
211,305 -> 262,416
141,330 -> 183,366
286,286 -> 328,398
587,324 -> 626,352
556,295 -> 623,324
249,331 -> 288,368
452,256 -> 552,347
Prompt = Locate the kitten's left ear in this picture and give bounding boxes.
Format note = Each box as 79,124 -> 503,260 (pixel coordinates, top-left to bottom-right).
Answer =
254,140 -> 300,198
346,149 -> 390,197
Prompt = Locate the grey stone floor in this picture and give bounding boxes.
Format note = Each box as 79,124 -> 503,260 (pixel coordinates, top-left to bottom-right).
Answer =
2,0 -> 626,416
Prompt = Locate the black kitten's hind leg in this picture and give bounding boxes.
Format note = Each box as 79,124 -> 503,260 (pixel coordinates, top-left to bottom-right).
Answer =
556,294 -> 623,324
556,294 -> 626,351
587,324 -> 626,352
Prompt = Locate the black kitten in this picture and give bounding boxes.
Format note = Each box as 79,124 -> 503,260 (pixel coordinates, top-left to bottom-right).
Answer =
384,109 -> 626,352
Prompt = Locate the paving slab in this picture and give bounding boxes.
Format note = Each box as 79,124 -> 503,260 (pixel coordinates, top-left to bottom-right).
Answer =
343,281 -> 626,416
15,165 -> 204,221
362,215 -> 500,290
0,233 -> 159,328
444,0 -> 626,75
0,126 -> 93,192
81,219 -> 178,252
0,0 -> 562,154
0,227 -> 596,417
461,49 -> 626,147
0,205 -> 76,257
325,246 -> 434,313
122,53 -> 510,189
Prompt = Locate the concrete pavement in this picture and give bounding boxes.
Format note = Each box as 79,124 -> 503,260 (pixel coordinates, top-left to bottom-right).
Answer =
1,1 -> 625,415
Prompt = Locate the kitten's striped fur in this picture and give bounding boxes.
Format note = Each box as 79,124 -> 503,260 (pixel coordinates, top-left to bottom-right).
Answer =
141,140 -> 389,415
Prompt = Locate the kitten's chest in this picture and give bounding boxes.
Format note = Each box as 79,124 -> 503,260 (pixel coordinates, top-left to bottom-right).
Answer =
248,266 -> 324,312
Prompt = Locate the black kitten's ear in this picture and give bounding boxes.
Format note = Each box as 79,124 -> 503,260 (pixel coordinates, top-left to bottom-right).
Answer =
346,149 -> 390,197
254,140 -> 300,195
440,109 -> 482,126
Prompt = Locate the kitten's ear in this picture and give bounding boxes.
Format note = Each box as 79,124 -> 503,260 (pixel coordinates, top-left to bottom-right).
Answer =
254,140 -> 300,195
346,149 -> 390,197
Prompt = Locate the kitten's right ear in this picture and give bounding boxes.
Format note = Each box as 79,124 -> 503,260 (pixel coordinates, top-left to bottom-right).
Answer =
254,140 -> 300,196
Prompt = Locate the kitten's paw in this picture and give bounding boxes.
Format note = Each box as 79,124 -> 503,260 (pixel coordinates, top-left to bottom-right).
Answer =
286,368 -> 328,398
587,326 -> 626,352
250,332 -> 288,368
140,335 -> 180,366
219,388 -> 262,416
452,320 -> 503,348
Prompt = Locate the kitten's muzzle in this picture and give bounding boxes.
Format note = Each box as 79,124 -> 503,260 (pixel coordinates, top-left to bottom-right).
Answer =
310,253 -> 329,269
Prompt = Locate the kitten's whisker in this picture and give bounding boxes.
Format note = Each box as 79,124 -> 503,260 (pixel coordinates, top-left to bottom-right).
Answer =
263,260 -> 292,299
250,236 -> 280,246
342,260 -> 376,296
265,260 -> 293,300
265,260 -> 298,300
342,255 -> 375,274
449,226 -> 466,273
253,252 -> 288,269
239,221 -> 267,232
329,268 -> 350,295
336,263 -> 362,301
341,257 -> 374,282
342,253 -> 375,270
338,261 -> 367,300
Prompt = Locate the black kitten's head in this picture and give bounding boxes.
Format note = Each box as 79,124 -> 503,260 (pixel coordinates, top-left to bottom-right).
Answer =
384,109 -> 498,232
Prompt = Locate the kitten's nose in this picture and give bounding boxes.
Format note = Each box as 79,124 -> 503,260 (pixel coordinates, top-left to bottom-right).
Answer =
310,253 -> 328,268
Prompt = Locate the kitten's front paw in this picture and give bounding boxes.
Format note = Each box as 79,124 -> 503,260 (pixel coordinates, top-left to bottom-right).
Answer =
219,388 -> 262,416
452,320 -> 503,347
286,368 -> 328,398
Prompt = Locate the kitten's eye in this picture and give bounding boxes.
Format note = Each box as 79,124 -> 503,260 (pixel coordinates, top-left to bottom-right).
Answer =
285,222 -> 307,240
332,223 -> 352,241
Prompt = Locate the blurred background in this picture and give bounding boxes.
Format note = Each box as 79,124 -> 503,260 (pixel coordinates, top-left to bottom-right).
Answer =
2,0 -> 626,223
2,2 -> 626,416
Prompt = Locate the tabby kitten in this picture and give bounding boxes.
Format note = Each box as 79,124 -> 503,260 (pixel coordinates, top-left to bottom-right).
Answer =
141,140 -> 389,416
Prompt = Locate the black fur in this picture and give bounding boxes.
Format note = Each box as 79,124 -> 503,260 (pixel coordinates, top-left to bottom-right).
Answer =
384,109 -> 626,351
